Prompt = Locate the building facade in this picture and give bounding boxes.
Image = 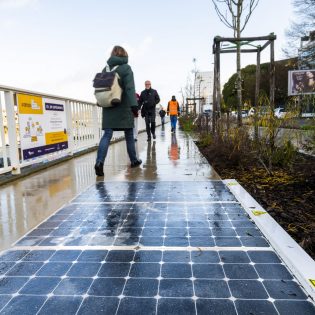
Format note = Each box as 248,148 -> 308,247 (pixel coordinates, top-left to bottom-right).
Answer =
194,71 -> 214,114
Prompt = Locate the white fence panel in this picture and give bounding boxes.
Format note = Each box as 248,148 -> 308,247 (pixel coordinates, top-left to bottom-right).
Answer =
0,85 -> 98,175
0,84 -> 166,176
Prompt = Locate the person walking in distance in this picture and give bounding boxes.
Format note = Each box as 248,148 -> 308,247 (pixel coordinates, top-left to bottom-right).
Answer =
167,95 -> 180,132
139,80 -> 160,141
94,45 -> 142,177
159,106 -> 166,125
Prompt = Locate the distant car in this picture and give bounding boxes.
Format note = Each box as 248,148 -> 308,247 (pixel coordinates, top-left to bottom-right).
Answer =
274,107 -> 287,118
248,108 -> 255,116
301,112 -> 315,118
241,110 -> 249,118
229,110 -> 248,118
203,109 -> 211,116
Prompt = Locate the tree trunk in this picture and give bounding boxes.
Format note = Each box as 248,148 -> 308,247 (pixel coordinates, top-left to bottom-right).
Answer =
236,3 -> 243,127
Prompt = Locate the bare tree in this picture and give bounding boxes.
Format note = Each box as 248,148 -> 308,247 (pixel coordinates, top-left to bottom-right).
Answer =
283,0 -> 315,60
185,74 -> 193,98
211,0 -> 260,126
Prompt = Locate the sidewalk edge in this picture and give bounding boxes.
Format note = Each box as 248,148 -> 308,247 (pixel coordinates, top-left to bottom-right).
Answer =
223,178 -> 315,301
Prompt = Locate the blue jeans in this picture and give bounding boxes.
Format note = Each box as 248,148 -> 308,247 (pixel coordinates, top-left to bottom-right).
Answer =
96,128 -> 138,163
170,115 -> 177,129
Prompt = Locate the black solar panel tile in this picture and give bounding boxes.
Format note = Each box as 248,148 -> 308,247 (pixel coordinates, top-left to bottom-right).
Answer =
0,181 -> 314,314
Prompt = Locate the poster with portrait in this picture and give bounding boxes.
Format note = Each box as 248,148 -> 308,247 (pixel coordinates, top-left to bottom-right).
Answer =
17,93 -> 68,160
288,70 -> 315,95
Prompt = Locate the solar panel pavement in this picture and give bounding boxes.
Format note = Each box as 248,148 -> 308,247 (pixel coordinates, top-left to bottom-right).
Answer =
0,181 -> 314,314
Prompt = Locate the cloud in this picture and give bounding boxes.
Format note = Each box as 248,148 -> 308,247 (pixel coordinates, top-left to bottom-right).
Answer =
100,37 -> 153,64
0,0 -> 39,9
0,18 -> 17,29
132,37 -> 154,58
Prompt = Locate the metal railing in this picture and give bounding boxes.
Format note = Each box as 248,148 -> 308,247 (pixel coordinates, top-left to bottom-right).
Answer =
0,85 -> 149,175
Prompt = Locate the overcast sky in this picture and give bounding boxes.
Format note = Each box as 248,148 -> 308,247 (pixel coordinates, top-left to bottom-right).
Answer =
0,0 -> 294,105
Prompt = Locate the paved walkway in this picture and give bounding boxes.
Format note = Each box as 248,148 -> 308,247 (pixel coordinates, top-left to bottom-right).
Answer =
0,124 -> 314,314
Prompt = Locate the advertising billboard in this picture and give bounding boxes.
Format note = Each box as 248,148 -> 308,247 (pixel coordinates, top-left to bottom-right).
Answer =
288,69 -> 315,95
17,93 -> 68,160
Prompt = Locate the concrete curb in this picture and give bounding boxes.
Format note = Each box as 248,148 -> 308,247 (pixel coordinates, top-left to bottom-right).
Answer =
223,179 -> 315,301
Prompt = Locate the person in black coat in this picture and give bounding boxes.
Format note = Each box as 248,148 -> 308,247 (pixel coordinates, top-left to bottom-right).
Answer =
138,80 -> 160,141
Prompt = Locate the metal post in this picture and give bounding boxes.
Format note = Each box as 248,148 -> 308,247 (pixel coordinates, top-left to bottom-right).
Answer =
92,104 -> 100,145
65,100 -> 74,155
4,91 -> 20,174
0,95 -> 8,169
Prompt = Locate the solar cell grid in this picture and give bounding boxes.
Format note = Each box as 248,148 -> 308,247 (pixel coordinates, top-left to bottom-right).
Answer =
0,181 -> 314,315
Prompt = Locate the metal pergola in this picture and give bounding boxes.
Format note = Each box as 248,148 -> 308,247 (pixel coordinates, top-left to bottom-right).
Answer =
212,33 -> 277,132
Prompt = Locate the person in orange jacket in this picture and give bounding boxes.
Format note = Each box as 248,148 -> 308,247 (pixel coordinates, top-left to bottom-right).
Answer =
167,95 -> 180,132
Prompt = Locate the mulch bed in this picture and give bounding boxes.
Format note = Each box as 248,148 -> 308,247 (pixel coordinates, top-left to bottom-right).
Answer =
198,145 -> 315,260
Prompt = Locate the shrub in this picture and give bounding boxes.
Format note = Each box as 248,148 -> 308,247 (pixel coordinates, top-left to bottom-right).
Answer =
198,133 -> 213,148
178,114 -> 196,132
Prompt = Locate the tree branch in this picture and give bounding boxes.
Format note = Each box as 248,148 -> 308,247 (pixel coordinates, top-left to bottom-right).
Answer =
211,0 -> 234,29
283,0 -> 315,56
212,0 -> 261,37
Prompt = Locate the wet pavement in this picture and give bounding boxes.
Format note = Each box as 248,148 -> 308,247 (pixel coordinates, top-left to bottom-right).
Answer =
0,124 -> 314,314
0,125 -> 218,251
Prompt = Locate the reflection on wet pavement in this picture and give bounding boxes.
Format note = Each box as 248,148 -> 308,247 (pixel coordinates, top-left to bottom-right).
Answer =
0,125 -> 219,251
169,133 -> 180,165
0,124 -> 315,314
13,181 -> 257,248
1,180 -> 314,315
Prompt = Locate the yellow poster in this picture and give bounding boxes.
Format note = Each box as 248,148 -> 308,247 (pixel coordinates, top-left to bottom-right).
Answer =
17,93 -> 43,115
45,131 -> 68,145
17,96 -> 68,160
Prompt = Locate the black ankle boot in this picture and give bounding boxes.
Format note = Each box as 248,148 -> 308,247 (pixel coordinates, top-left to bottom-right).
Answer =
131,159 -> 142,168
94,161 -> 104,176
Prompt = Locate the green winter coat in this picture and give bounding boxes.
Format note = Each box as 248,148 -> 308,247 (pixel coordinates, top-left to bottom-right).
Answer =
101,56 -> 138,130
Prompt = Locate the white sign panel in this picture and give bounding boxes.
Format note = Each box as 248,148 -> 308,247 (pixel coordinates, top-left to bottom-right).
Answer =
17,94 -> 68,160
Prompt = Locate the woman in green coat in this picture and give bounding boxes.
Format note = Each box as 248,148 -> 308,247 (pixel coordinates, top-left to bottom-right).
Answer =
95,46 -> 142,176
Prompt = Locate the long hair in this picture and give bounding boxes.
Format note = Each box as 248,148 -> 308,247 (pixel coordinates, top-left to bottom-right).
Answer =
111,45 -> 128,57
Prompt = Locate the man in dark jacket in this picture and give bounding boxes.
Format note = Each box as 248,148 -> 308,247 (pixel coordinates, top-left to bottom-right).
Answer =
139,80 -> 160,141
